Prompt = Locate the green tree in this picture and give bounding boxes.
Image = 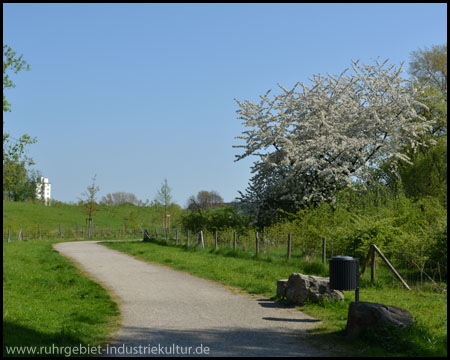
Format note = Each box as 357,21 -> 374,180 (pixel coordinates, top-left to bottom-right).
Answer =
397,44 -> 447,202
3,161 -> 41,202
3,44 -> 30,113
3,134 -> 37,199
3,160 -> 26,201
377,44 -> 447,204
3,44 -> 37,200
409,43 -> 447,99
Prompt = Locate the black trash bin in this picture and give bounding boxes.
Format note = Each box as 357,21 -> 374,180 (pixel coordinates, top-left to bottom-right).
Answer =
329,256 -> 359,301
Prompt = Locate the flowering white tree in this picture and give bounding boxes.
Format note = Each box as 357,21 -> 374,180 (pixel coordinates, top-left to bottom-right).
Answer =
234,59 -> 434,226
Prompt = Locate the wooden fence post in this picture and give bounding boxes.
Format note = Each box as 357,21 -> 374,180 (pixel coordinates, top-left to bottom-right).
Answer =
38,224 -> 41,240
199,231 -> 205,248
143,229 -> 150,242
214,230 -> 218,250
361,246 -> 372,275
19,228 -> 23,241
233,232 -> 237,250
372,244 -> 410,290
322,237 -> 326,264
437,262 -> 442,284
371,244 -> 375,283
255,232 -> 259,255
287,234 -> 292,260
8,228 -> 11,243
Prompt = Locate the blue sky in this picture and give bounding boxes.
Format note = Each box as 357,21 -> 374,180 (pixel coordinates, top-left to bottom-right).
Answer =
3,3 -> 447,206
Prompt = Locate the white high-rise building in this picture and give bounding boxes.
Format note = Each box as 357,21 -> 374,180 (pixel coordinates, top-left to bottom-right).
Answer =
36,177 -> 51,205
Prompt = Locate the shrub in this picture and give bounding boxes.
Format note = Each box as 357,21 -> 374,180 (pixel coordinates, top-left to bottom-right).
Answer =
180,206 -> 251,233
259,186 -> 447,272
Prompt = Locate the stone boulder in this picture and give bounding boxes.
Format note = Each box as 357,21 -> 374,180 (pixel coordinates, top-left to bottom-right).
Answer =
346,301 -> 414,339
284,273 -> 344,305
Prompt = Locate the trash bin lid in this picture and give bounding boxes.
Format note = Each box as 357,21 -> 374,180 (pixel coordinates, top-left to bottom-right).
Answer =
331,256 -> 354,260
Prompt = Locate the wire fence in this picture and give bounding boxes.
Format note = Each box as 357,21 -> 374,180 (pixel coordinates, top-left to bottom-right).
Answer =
147,226 -> 448,288
3,225 -> 143,242
4,224 -> 447,288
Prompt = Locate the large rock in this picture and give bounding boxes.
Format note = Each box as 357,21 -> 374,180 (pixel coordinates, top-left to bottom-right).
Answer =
346,301 -> 414,339
285,273 -> 344,305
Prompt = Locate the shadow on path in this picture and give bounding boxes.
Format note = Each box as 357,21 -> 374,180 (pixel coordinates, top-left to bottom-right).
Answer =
256,298 -> 296,309
108,326 -> 328,357
262,317 -> 320,323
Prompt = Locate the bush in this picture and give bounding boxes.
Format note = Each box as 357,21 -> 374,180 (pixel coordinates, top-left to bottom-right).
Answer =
260,186 -> 447,272
180,206 -> 251,233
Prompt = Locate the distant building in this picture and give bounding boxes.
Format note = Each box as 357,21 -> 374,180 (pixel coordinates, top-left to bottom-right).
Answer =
36,177 -> 51,205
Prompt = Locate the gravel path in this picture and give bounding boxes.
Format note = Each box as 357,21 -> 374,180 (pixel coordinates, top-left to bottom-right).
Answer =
53,240 -> 334,357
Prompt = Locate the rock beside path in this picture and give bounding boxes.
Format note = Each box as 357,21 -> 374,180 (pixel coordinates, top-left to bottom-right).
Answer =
280,273 -> 344,305
346,301 -> 414,338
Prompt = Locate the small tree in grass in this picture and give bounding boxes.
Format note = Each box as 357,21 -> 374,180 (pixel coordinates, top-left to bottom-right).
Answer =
79,174 -> 100,238
154,178 -> 173,241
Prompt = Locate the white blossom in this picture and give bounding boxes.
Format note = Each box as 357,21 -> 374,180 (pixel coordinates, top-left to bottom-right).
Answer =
234,59 -> 434,225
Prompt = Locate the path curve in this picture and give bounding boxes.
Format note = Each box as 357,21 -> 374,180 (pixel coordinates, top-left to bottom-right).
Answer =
53,240 -> 332,357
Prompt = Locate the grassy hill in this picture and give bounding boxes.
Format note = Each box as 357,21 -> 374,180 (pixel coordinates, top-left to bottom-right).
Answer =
3,201 -> 183,238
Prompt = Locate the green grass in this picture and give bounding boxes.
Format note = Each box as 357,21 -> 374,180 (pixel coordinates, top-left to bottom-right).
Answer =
303,285 -> 447,357
103,239 -> 447,357
3,200 -> 182,235
3,239 -> 121,357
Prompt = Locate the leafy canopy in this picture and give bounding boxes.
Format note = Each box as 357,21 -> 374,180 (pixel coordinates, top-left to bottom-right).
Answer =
3,44 -> 30,113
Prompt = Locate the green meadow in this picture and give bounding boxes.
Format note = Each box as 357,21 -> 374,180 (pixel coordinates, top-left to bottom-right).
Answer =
3,200 -> 182,239
3,239 -> 120,357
